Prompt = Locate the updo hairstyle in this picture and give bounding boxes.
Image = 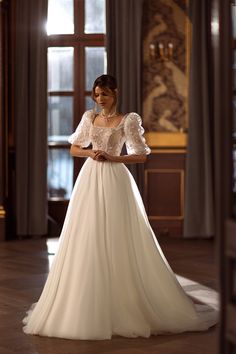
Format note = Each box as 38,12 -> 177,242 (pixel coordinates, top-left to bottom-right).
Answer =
91,74 -> 118,107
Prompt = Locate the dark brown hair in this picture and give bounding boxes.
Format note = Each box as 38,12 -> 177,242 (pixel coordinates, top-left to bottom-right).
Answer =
91,74 -> 118,105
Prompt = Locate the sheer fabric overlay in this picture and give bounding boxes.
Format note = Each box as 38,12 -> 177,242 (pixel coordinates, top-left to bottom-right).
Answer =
23,111 -> 218,340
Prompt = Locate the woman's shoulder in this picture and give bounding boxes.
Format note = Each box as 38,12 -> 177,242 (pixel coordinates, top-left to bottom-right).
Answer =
124,112 -> 141,118
82,109 -> 96,121
124,112 -> 143,127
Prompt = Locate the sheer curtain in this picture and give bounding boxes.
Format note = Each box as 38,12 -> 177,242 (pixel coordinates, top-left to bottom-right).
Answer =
15,0 -> 48,236
184,0 -> 215,238
106,0 -> 144,185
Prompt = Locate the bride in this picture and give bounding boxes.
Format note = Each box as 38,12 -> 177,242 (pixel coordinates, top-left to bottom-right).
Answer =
23,74 -> 218,340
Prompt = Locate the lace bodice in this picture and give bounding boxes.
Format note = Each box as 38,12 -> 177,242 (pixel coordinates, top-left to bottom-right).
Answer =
68,110 -> 151,156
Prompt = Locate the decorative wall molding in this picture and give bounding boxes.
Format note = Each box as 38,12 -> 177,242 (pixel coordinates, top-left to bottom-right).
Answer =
145,131 -> 187,147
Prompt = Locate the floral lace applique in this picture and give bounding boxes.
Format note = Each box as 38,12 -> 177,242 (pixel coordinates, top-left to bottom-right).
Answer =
68,110 -> 94,147
124,113 -> 151,155
68,111 -> 151,156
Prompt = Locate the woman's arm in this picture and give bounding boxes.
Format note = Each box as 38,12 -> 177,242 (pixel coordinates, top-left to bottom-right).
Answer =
110,154 -> 147,164
70,146 -> 147,164
70,144 -> 95,159
93,151 -> 147,164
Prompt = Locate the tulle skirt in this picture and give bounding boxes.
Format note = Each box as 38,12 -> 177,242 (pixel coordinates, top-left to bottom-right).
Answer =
23,158 -> 218,340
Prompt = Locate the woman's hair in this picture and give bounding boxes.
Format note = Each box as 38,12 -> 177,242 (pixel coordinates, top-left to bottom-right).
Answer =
91,74 -> 118,106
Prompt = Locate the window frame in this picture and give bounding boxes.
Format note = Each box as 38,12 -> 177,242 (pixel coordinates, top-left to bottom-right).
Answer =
47,0 -> 106,201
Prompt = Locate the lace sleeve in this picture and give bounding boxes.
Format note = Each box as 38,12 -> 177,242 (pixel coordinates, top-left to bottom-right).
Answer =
68,110 -> 93,147
124,113 -> 151,155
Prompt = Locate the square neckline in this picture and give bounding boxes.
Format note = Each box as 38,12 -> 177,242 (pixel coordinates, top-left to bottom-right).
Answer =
92,113 -> 128,130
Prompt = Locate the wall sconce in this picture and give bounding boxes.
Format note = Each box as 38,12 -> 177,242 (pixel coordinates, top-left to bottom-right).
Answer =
149,42 -> 174,61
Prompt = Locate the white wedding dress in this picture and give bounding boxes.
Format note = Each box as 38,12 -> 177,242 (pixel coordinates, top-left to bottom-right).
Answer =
23,110 -> 218,340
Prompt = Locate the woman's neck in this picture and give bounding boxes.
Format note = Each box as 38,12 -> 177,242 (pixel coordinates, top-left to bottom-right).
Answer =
101,108 -> 117,117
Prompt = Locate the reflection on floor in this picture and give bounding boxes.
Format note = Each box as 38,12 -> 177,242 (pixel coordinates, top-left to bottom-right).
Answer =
46,238 -> 59,269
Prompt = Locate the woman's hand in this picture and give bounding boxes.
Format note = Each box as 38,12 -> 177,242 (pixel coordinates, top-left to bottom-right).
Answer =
70,146 -> 114,161
92,150 -> 147,164
70,146 -> 147,164
88,150 -> 99,160
92,150 -> 114,162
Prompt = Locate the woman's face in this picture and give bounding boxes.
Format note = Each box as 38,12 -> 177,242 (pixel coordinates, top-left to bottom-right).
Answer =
94,86 -> 115,111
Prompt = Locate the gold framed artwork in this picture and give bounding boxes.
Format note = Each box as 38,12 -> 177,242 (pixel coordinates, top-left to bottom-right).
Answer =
142,0 -> 191,147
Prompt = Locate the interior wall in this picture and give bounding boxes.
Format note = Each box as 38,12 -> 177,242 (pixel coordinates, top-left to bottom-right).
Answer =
141,0 -> 190,237
142,0 -> 190,133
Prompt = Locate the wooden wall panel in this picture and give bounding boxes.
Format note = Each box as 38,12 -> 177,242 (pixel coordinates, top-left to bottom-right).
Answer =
145,169 -> 183,218
144,149 -> 186,237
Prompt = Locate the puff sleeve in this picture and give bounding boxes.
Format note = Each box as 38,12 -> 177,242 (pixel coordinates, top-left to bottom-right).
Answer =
124,113 -> 151,155
68,110 -> 93,147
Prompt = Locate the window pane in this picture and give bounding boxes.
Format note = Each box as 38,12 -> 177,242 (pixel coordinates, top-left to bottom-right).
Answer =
48,47 -> 74,92
85,96 -> 94,111
85,47 -> 107,90
48,148 -> 73,200
85,0 -> 106,34
48,96 -> 73,141
47,0 -> 74,35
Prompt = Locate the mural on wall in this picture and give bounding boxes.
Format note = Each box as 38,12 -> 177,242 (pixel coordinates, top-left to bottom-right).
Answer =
142,0 -> 190,132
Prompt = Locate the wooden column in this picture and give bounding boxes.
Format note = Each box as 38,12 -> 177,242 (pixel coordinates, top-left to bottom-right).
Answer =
0,0 -> 9,241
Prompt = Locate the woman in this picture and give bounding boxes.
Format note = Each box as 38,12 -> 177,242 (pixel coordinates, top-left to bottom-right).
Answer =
23,74 -> 217,340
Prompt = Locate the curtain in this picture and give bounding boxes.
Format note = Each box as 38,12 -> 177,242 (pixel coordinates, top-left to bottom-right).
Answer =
106,0 -> 143,114
15,0 -> 48,236
183,0 -> 215,238
106,0 -> 144,185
